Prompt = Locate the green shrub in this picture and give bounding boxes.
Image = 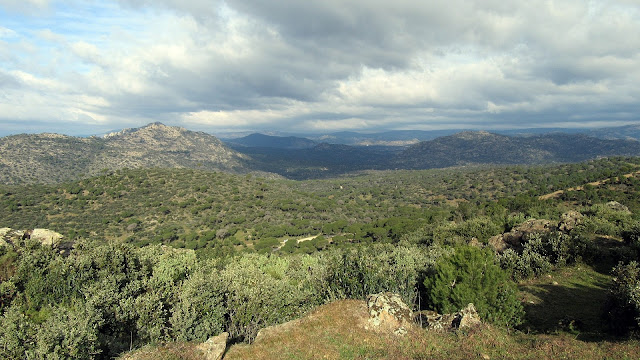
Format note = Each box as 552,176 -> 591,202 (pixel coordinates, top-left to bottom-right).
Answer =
424,246 -> 523,327
497,232 -> 580,280
603,261 -> 640,335
220,254 -> 325,342
170,268 -> 226,342
34,304 -> 103,360
0,304 -> 36,359
323,244 -> 446,306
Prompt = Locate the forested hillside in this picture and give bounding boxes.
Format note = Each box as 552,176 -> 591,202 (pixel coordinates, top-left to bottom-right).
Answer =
397,131 -> 640,169
2,157 -> 640,359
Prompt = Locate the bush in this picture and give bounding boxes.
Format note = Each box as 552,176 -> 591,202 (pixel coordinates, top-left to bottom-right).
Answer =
220,254 -> 325,342
170,268 -> 226,342
497,232 -> 580,280
622,221 -> 640,259
34,304 -> 103,360
431,217 -> 502,245
424,246 -> 523,327
603,261 -> 640,335
0,304 -> 36,359
323,244 -> 446,306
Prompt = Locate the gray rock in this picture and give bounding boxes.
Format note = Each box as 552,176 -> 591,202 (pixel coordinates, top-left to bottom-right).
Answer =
606,201 -> 630,213
489,219 -> 556,252
416,303 -> 482,332
558,211 -> 583,233
365,292 -> 413,336
197,332 -> 228,360
30,228 -> 64,247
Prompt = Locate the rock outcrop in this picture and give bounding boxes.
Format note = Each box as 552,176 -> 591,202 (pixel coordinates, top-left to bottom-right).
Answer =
197,332 -> 228,360
489,219 -> 555,252
365,292 -> 414,336
489,211 -> 584,253
29,228 -> 64,247
606,201 -> 630,213
0,227 -> 72,254
416,303 -> 482,332
558,211 -> 583,233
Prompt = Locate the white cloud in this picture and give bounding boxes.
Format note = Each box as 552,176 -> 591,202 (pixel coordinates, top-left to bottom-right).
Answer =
0,26 -> 17,38
1,0 -> 640,135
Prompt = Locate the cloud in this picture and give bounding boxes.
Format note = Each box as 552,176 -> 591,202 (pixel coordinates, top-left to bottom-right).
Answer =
0,0 -> 49,15
1,0 -> 639,135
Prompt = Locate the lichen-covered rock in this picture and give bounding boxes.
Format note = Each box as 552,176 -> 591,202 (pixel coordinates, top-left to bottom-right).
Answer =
197,332 -> 228,360
417,303 -> 482,332
606,201 -> 630,213
458,303 -> 482,329
30,228 -> 64,247
489,219 -> 555,252
558,211 -> 583,233
0,227 -> 73,255
366,292 -> 413,335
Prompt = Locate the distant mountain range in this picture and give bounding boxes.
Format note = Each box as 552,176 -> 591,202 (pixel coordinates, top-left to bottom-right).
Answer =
218,124 -> 640,146
2,122 -> 640,184
226,133 -> 317,149
394,131 -> 640,169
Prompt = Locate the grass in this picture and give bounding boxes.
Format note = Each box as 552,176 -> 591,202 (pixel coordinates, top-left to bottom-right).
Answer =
221,296 -> 640,360
518,264 -> 612,339
120,294 -> 640,360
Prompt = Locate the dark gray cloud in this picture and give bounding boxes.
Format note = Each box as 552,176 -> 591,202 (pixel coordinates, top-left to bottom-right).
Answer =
1,0 -> 639,135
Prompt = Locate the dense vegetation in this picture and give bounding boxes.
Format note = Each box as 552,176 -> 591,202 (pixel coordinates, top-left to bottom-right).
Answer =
2,156 -> 640,358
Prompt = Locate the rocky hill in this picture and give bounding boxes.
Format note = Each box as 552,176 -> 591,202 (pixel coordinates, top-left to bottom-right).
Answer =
396,131 -> 640,169
0,123 -> 250,184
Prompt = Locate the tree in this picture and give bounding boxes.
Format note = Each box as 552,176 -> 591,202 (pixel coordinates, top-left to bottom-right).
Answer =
424,246 -> 523,327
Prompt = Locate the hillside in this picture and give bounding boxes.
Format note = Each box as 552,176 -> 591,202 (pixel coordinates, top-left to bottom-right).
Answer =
397,131 -> 640,169
3,157 -> 640,359
233,142 -> 400,180
0,123 -> 250,184
4,125 -> 640,184
226,133 -> 316,149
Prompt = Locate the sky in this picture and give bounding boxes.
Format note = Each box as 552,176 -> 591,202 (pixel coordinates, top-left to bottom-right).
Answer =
1,0 -> 640,136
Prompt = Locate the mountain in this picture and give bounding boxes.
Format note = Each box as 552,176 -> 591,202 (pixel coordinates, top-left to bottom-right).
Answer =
226,133 -> 316,149
233,142 -> 400,180
396,131 -> 640,169
586,124 -> 640,141
0,122 -> 249,184
311,130 -> 459,146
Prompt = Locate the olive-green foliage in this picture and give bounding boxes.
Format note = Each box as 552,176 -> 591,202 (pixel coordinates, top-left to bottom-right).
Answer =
221,254 -> 327,342
323,244 -> 448,306
603,261 -> 640,335
424,246 -> 523,327
622,221 -> 640,258
1,157 -> 640,356
0,240 -> 441,357
34,304 -> 103,360
0,304 -> 36,359
2,157 -> 639,257
170,268 -> 226,342
497,232 -> 579,280
431,216 -> 503,245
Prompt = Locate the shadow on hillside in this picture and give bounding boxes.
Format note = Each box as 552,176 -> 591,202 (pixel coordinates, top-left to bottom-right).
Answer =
585,236 -> 630,275
519,279 -> 614,342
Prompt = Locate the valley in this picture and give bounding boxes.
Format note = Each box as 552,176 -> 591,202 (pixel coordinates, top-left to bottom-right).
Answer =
1,124 -> 640,359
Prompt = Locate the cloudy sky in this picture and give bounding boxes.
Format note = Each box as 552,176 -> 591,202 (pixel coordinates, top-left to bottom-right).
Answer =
1,0 -> 639,136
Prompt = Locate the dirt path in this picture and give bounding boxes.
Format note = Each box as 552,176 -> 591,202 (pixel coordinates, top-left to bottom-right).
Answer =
276,234 -> 321,250
538,170 -> 640,200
